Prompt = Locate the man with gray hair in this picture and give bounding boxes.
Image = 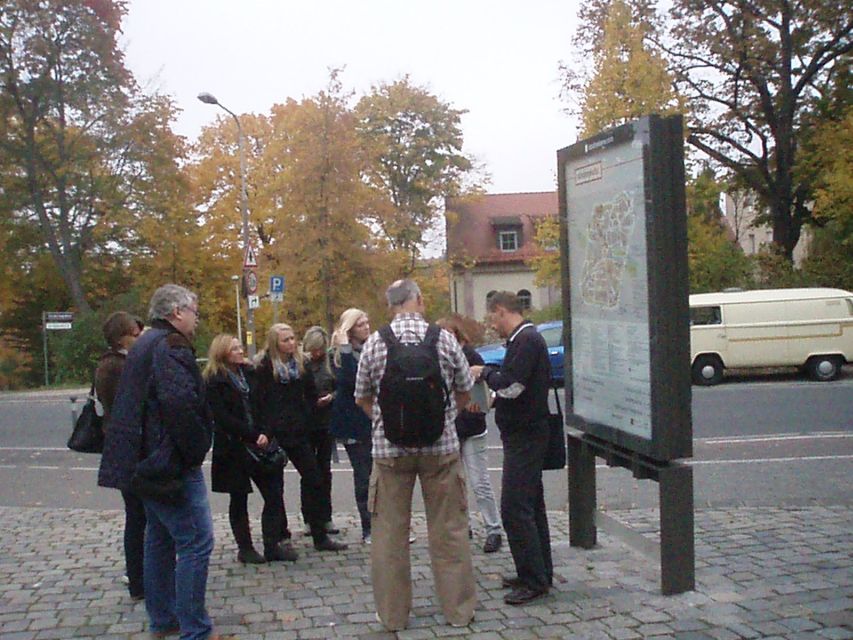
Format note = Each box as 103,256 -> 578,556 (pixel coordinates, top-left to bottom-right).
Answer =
355,279 -> 476,631
99,284 -> 228,639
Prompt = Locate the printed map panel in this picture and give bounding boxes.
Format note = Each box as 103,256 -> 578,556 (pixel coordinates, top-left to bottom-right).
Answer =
566,135 -> 652,439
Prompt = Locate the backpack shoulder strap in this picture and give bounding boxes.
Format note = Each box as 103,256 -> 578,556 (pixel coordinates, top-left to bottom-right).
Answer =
378,324 -> 399,347
423,323 -> 441,348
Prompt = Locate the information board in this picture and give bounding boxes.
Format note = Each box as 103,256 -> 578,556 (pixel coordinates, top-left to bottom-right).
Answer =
558,116 -> 692,461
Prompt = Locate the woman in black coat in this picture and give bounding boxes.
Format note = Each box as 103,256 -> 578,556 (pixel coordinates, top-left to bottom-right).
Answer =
253,323 -> 347,553
204,334 -> 295,563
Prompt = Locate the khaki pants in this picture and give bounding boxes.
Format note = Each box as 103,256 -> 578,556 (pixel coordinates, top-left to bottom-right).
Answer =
369,452 -> 476,630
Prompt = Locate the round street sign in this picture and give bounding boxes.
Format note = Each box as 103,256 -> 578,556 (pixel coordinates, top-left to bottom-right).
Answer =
244,270 -> 258,295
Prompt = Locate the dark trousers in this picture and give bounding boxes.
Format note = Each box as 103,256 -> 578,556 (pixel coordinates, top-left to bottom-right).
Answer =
343,440 -> 373,537
301,429 -> 334,526
121,489 -> 146,599
228,469 -> 286,552
500,420 -> 553,591
284,439 -> 332,541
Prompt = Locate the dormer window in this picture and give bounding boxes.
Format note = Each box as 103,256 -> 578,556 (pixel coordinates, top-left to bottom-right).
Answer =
491,215 -> 523,252
499,230 -> 519,252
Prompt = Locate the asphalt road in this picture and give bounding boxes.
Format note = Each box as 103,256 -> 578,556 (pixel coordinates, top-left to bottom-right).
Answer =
0,371 -> 851,518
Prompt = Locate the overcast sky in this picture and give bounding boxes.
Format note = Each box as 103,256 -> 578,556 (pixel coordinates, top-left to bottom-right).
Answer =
122,0 -> 582,195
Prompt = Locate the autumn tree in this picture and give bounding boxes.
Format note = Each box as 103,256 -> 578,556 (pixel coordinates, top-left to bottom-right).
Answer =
528,216 -> 561,288
569,0 -> 682,137
560,0 -> 681,136
355,76 -> 479,271
1,1 -> 124,310
191,72 -> 397,336
663,0 -> 853,261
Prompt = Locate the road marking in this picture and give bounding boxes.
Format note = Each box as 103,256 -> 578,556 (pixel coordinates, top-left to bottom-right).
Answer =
700,432 -> 850,445
3,456 -> 852,473
687,454 -> 853,465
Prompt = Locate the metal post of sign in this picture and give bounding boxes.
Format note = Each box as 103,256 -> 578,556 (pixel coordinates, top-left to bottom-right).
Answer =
42,311 -> 49,387
231,275 -> 243,344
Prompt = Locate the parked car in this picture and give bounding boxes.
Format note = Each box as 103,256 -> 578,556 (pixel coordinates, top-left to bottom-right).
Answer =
690,287 -> 853,385
476,320 -> 564,384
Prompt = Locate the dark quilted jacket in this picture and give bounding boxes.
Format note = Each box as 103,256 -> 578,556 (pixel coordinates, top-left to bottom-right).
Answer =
329,347 -> 372,443
98,320 -> 213,491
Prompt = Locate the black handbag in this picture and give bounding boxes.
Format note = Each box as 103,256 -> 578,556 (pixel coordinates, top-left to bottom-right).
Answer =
245,438 -> 288,474
67,384 -> 104,454
542,387 -> 566,471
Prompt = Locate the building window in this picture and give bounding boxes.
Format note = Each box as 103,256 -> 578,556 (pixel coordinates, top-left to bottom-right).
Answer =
517,289 -> 531,310
499,230 -> 519,252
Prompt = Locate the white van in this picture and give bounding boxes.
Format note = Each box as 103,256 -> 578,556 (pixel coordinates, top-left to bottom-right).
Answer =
689,288 -> 853,385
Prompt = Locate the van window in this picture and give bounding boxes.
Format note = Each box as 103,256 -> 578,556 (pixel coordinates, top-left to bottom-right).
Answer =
690,306 -> 721,326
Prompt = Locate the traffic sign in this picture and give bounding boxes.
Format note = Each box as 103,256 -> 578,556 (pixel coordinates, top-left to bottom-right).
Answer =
269,292 -> 283,302
244,270 -> 258,295
243,245 -> 258,268
44,311 -> 73,331
247,295 -> 260,309
270,275 -> 285,294
45,311 -> 74,322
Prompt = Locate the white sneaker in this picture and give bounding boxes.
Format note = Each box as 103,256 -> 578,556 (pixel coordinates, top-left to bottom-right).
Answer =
409,532 -> 417,544
121,575 -> 130,585
363,534 -> 371,545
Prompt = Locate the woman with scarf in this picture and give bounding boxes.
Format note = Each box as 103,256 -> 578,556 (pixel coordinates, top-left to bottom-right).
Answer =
329,309 -> 374,543
253,323 -> 347,553
204,334 -> 296,563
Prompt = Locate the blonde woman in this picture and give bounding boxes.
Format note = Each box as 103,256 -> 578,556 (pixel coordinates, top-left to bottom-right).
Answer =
254,324 -> 347,553
329,309 -> 374,542
204,334 -> 292,564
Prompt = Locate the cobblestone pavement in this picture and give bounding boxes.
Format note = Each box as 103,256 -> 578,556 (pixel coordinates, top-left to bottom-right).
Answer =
0,505 -> 850,639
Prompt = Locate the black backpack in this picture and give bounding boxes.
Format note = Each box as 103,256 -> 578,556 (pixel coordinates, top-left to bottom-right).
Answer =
377,323 -> 449,447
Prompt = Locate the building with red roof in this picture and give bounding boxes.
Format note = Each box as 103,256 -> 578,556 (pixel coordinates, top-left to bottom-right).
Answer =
445,191 -> 560,320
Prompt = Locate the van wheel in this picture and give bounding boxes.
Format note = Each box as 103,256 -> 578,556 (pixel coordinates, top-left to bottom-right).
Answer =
806,356 -> 842,382
692,355 -> 724,385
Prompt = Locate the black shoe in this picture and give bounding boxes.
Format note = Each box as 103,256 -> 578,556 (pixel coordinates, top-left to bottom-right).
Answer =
325,521 -> 340,535
314,537 -> 348,552
264,542 -> 298,562
130,592 -> 144,602
483,533 -> 502,553
504,586 -> 548,605
237,548 -> 266,564
502,574 -> 524,589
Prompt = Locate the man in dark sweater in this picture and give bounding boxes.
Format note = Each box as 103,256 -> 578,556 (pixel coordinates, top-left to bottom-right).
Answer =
471,291 -> 553,605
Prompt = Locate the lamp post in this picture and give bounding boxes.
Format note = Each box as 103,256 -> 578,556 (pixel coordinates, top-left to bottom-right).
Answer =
198,91 -> 256,358
231,275 -> 242,344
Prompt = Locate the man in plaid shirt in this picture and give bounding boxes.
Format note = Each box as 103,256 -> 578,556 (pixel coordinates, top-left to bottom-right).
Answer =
355,279 -> 476,631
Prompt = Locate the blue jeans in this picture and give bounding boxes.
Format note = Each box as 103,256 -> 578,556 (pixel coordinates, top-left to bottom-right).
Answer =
142,467 -> 215,640
344,440 -> 372,537
460,434 -> 502,536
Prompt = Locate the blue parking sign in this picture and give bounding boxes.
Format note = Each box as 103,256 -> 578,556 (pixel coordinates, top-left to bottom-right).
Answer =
270,275 -> 285,294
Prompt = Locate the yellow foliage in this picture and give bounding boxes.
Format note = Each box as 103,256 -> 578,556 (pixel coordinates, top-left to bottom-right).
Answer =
580,0 -> 683,137
528,216 -> 562,288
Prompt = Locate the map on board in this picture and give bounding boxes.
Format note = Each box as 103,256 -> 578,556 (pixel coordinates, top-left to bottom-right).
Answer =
579,191 -> 636,309
565,132 -> 653,440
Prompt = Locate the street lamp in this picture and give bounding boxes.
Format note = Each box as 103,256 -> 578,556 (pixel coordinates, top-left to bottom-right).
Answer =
231,275 -> 242,345
198,91 -> 256,358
